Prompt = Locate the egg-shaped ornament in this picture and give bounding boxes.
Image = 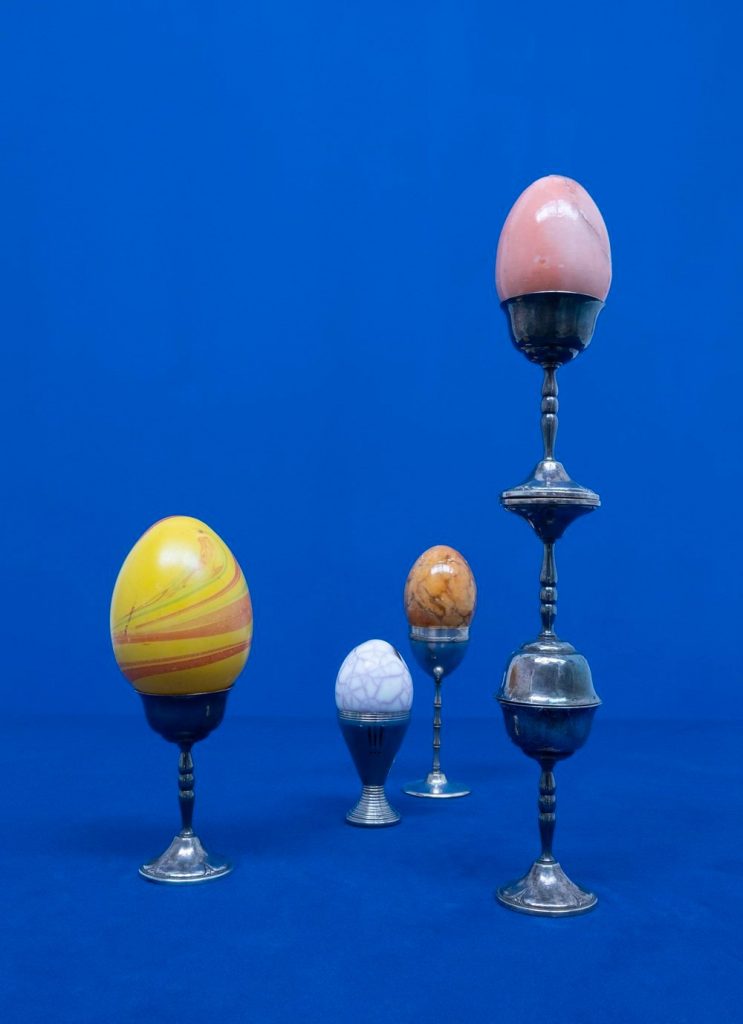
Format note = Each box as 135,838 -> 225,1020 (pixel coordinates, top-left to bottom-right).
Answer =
111,515 -> 252,696
335,639 -> 413,714
336,640 -> 412,827
404,544 -> 476,630
495,175 -> 611,302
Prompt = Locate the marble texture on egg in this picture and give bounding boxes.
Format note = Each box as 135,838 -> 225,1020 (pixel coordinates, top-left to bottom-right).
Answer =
496,175 -> 611,302
404,545 -> 476,629
335,639 -> 413,713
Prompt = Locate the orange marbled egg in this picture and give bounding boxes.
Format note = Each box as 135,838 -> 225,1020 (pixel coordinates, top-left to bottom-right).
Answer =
404,545 -> 476,629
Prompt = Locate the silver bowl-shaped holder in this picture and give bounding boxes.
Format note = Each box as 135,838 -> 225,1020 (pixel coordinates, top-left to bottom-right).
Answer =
338,710 -> 410,826
404,626 -> 470,798
496,291 -> 604,916
139,691 -> 232,883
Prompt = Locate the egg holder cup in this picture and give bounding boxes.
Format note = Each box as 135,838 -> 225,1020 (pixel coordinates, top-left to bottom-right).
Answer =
495,291 -> 603,917
139,690 -> 233,883
338,710 -> 410,826
403,626 -> 470,798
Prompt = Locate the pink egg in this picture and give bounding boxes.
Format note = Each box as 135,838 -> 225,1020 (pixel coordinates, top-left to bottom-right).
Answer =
496,175 -> 611,302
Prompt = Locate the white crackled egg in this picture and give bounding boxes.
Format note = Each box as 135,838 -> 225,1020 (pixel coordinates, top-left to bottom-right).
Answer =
335,639 -> 413,713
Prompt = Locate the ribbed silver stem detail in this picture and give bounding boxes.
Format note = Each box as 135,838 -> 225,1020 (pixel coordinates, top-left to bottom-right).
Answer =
346,785 -> 400,826
338,710 -> 410,724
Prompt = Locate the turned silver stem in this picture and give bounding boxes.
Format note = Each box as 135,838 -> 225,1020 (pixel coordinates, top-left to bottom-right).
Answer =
347,785 -> 399,826
431,666 -> 444,775
178,745 -> 195,834
541,366 -> 559,460
540,542 -> 558,637
537,762 -> 557,863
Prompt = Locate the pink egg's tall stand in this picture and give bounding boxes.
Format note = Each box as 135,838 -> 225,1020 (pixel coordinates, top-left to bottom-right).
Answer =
494,293 -> 603,916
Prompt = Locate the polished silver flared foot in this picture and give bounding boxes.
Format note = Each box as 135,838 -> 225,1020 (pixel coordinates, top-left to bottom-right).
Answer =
139,829 -> 232,884
496,858 -> 596,917
403,770 -> 470,799
346,785 -> 401,827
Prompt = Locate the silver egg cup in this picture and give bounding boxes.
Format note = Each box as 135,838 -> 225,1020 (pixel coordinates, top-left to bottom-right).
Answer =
495,291 -> 603,916
139,690 -> 232,883
338,710 -> 410,826
403,626 -> 470,798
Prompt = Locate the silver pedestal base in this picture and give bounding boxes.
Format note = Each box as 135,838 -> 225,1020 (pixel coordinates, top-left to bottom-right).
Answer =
403,770 -> 470,799
496,858 -> 597,917
346,785 -> 401,827
139,830 -> 232,884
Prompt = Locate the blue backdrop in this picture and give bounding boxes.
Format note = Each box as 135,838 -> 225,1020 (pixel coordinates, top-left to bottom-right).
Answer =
2,6 -> 741,1024
1,0 -> 737,720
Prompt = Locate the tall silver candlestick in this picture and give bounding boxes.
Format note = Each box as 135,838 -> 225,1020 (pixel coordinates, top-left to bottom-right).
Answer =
495,291 -> 603,916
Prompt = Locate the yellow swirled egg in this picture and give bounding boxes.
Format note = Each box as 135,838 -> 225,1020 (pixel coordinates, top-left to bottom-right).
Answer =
110,516 -> 252,695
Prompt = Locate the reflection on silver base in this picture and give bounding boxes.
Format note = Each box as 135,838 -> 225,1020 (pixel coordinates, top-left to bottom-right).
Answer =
139,829 -> 232,884
496,858 -> 597,917
346,785 -> 400,827
403,770 -> 470,799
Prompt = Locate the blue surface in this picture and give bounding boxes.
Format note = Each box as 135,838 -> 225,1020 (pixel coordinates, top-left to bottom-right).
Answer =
0,1 -> 739,719
2,715 -> 741,1022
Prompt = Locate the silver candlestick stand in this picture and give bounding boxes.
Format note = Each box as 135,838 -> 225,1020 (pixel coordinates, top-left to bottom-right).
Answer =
495,291 -> 603,916
138,691 -> 233,883
403,626 -> 470,798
